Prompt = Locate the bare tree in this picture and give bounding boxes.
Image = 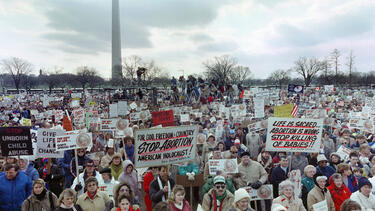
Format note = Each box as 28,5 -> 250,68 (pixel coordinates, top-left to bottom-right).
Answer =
122,55 -> 142,80
294,57 -> 324,87
230,66 -> 252,84
319,58 -> 333,85
143,60 -> 162,85
76,66 -> 99,89
346,50 -> 355,88
203,55 -> 238,86
1,57 -> 33,92
41,66 -> 64,94
330,49 -> 341,84
268,69 -> 291,88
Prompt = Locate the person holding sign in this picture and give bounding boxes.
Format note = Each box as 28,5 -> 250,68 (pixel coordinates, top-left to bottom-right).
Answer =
71,159 -> 104,196
271,180 -> 305,211
307,174 -> 335,211
350,177 -> 375,210
149,166 -> 176,207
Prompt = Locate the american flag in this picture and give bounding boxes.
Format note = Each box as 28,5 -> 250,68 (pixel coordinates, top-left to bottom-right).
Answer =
291,104 -> 298,117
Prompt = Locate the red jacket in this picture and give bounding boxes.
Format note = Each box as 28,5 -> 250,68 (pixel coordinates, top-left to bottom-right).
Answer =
143,171 -> 154,211
170,199 -> 192,211
116,206 -> 140,211
327,176 -> 351,211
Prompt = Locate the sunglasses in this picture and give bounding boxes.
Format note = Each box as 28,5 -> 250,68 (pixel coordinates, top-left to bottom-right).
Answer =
215,184 -> 226,189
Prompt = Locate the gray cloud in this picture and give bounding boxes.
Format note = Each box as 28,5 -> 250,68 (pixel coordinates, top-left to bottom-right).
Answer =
189,33 -> 214,43
197,41 -> 238,52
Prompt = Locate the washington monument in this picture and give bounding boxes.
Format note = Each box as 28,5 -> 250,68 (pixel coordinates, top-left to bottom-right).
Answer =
112,0 -> 122,79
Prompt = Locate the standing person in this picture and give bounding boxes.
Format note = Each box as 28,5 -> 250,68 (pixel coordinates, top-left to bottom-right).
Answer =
315,154 -> 335,180
339,199 -> 361,211
109,153 -> 123,181
290,152 -> 308,174
202,175 -> 234,211
168,185 -> 192,211
301,165 -> 316,209
58,149 -> 74,188
76,177 -> 113,211
101,143 -> 115,169
21,178 -> 58,211
271,156 -> 289,198
234,151 -> 268,189
307,174 -> 335,211
71,159 -> 104,196
327,173 -> 351,211
337,163 -> 358,193
99,168 -> 119,200
111,195 -> 140,211
350,177 -> 375,210
204,146 -> 223,181
122,137 -> 135,164
229,188 -> 255,211
38,158 -> 64,197
149,166 -> 176,207
54,188 -> 83,211
70,148 -> 89,179
0,163 -> 33,211
271,180 -> 305,211
118,160 -> 140,201
19,156 -> 39,181
143,167 -> 158,211
113,182 -> 139,208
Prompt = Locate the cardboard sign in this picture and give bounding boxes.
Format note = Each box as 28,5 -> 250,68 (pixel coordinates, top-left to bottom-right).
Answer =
312,200 -> 328,211
336,145 -> 351,160
130,102 -> 137,110
243,185 -> 273,201
288,84 -> 304,94
134,125 -> 198,168
254,97 -> 264,118
324,85 -> 334,92
289,170 -> 302,198
208,159 -> 238,175
56,132 -> 92,151
274,104 -> 294,118
37,129 -> 64,158
100,119 -> 119,130
21,118 -> 31,126
265,117 -> 323,152
152,110 -> 174,126
72,108 -> 85,124
0,127 -> 33,156
118,101 -> 128,116
109,103 -> 118,118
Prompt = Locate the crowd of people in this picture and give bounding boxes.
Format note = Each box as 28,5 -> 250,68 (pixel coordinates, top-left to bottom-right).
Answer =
1,80 -> 375,211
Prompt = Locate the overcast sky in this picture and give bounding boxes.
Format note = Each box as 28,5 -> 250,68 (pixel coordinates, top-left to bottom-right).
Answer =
1,0 -> 375,79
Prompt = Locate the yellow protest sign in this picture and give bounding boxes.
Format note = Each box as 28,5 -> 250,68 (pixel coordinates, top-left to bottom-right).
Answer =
22,118 -> 31,126
274,104 -> 293,117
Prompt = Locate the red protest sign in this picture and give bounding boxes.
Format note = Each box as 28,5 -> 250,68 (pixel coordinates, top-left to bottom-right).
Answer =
152,110 -> 174,127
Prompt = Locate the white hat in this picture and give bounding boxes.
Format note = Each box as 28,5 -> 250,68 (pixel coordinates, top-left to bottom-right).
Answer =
233,188 -> 250,205
317,154 -> 328,163
234,139 -> 240,144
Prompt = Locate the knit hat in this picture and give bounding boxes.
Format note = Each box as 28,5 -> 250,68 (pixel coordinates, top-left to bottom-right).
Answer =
358,176 -> 372,190
233,188 -> 250,205
317,154 -> 328,163
214,175 -> 226,184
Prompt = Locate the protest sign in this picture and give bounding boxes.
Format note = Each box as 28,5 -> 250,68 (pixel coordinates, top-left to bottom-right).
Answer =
243,185 -> 273,201
289,170 -> 302,198
265,117 -> 323,152
117,101 -> 128,116
274,104 -> 294,118
37,129 -> 64,158
208,159 -> 238,175
56,132 -> 92,151
100,118 -> 118,130
336,145 -> 351,160
71,99 -> 80,108
21,118 -> 31,126
180,114 -> 189,123
288,84 -> 304,94
134,125 -> 198,168
72,108 -> 85,124
324,85 -> 334,92
152,110 -> 174,127
129,112 -> 140,122
254,97 -> 265,118
130,102 -> 137,110
312,200 -> 328,211
0,127 -> 33,156
109,103 -> 118,118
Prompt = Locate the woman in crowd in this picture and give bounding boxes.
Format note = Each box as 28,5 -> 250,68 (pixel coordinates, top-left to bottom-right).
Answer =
301,165 -> 316,208
150,166 -> 176,207
337,163 -> 358,193
339,199 -> 361,211
113,182 -> 139,208
307,174 -> 335,211
76,177 -> 112,211
109,153 -> 123,181
327,173 -> 351,211
143,166 -> 159,211
272,180 -> 305,211
168,185 -> 191,211
350,177 -> 375,210
21,178 -> 58,211
229,188 -> 255,211
54,188 -> 83,211
328,153 -> 342,172
153,201 -> 171,211
118,160 -> 140,201
111,194 -> 140,211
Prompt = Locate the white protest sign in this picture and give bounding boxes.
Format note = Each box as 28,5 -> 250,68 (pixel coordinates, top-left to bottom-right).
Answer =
289,170 -> 301,198
134,125 -> 198,168
312,200 -> 328,211
180,114 -> 189,122
266,117 -> 323,152
129,112 -> 140,122
37,129 -> 64,158
71,93 -> 82,99
72,108 -> 85,124
254,97 -> 265,118
324,85 -> 334,92
109,103 -> 118,118
55,132 -> 92,151
337,145 -> 351,160
130,102 -> 137,110
71,100 -> 80,108
118,101 -> 128,116
208,159 -> 238,175
243,185 -> 273,201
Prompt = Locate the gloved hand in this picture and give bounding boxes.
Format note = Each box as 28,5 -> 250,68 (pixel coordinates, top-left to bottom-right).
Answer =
187,172 -> 195,181
75,184 -> 83,191
251,181 -> 262,189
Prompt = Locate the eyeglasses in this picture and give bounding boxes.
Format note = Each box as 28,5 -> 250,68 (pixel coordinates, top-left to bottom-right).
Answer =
119,188 -> 129,192
215,184 -> 226,189
231,151 -> 238,154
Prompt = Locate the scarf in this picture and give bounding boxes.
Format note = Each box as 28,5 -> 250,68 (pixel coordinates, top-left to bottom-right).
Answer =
87,189 -> 97,200
35,189 -> 47,201
157,176 -> 171,201
212,190 -> 226,211
61,203 -> 77,211
41,158 -> 49,179
110,163 -> 123,180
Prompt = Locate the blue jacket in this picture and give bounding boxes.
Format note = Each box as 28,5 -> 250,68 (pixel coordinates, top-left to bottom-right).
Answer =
0,171 -> 33,211
58,150 -> 73,176
178,162 -> 199,175
25,162 -> 39,181
271,166 -> 289,197
316,165 -> 335,180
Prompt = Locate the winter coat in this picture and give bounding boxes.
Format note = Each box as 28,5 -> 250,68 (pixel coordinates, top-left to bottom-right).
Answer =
24,162 -> 39,181
143,171 -> 154,211
21,190 -> 58,211
76,191 -> 112,211
202,188 -> 234,211
233,160 -> 268,189
110,206 -> 140,211
101,153 -> 114,169
118,160 -> 140,198
350,191 -> 375,210
322,138 -> 336,159
290,154 -> 308,174
99,178 -> 119,200
301,176 -> 315,209
169,199 -> 192,211
271,166 -> 289,197
124,144 -> 135,164
315,166 -> 335,181
149,176 -> 176,207
54,204 -> 83,211
58,150 -> 73,187
38,162 -> 64,197
70,154 -> 89,178
201,177 -> 236,200
342,174 -> 358,193
0,171 -> 33,211
71,170 -> 104,196
109,161 -> 123,181
271,195 -> 306,211
306,185 -> 335,211
327,176 -> 351,211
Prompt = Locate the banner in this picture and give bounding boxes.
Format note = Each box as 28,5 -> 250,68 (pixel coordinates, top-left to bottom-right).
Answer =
243,185 -> 273,201
134,125 -> 198,168
56,132 -> 92,151
118,101 -> 128,116
254,97 -> 265,118
265,117 -> 323,152
0,127 -> 33,156
152,110 -> 174,127
100,118 -> 121,131
288,84 -> 304,94
208,159 -> 238,175
37,129 -> 64,158
274,104 -> 294,118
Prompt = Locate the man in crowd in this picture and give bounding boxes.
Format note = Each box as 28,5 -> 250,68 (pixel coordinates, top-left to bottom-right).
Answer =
202,175 -> 234,211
